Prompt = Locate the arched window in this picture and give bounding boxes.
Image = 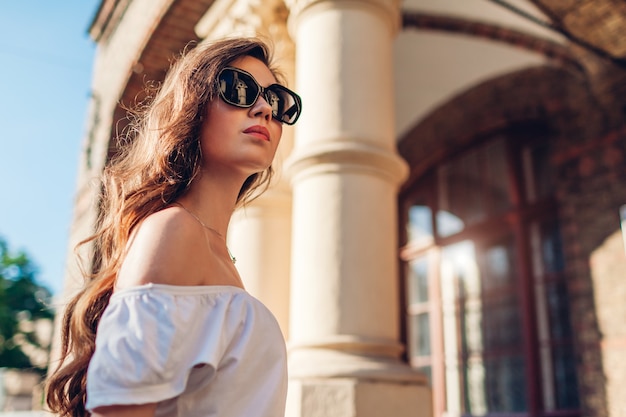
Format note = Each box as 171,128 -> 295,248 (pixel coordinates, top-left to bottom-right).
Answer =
400,131 -> 580,417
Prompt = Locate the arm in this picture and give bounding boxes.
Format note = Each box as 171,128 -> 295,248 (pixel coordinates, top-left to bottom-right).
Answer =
92,403 -> 157,417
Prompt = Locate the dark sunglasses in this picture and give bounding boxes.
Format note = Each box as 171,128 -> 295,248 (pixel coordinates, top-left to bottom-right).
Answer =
217,67 -> 302,125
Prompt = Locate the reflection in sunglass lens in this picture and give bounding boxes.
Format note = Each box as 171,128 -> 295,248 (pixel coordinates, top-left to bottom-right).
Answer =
218,67 -> 301,125
219,70 -> 259,107
267,86 -> 299,125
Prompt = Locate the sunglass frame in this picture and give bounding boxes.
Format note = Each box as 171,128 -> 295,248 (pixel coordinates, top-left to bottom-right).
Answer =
217,67 -> 302,125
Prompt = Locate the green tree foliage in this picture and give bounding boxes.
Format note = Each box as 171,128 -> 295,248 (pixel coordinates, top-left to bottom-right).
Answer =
0,236 -> 54,373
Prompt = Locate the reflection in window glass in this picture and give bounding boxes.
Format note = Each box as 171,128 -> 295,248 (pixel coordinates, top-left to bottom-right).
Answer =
484,355 -> 527,413
542,222 -> 565,274
436,210 -> 464,238
437,150 -> 485,237
537,220 -> 579,410
407,205 -> 433,245
523,142 -> 553,203
546,282 -> 572,340
437,138 -> 512,238
406,255 -> 432,379
410,313 -> 431,357
484,140 -> 511,214
420,365 -> 432,384
483,244 -> 515,290
552,344 -> 580,409
482,295 -> 523,348
442,238 -> 527,415
407,257 -> 429,304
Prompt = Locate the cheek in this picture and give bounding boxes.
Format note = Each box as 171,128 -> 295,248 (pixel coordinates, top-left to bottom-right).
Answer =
272,123 -> 283,145
201,105 -> 236,145
199,117 -> 228,158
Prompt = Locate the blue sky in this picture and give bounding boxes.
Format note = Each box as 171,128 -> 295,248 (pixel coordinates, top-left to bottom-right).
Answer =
0,1 -> 100,295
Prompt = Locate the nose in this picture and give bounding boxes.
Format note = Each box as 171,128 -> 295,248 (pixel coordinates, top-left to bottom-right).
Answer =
249,93 -> 272,122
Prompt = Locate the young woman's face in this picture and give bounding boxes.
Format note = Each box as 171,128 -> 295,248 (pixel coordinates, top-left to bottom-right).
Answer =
199,56 -> 283,178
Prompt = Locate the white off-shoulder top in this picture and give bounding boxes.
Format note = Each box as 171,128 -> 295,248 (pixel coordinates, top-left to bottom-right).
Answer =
85,284 -> 287,417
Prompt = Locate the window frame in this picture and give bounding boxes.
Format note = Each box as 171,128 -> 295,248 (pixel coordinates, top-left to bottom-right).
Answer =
399,131 -> 580,417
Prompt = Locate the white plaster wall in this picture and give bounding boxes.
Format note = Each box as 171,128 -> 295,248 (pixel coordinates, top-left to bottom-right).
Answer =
403,0 -> 563,40
394,0 -> 566,137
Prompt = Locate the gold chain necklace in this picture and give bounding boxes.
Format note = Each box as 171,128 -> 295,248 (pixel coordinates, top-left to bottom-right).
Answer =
173,203 -> 236,264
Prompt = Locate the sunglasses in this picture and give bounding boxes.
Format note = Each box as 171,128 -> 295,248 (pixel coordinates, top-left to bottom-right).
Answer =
217,67 -> 302,125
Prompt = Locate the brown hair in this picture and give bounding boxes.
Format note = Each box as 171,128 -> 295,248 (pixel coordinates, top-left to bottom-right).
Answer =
45,37 -> 279,417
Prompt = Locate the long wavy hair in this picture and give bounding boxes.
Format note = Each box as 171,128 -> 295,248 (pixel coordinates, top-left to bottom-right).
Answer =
45,37 -> 280,417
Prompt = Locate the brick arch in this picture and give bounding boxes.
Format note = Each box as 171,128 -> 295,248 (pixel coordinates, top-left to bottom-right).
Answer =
398,65 -> 598,187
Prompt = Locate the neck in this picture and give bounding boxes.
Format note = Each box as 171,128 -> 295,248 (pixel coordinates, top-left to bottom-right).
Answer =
175,170 -> 245,236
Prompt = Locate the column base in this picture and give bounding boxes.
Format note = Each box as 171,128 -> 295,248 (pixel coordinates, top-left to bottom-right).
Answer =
286,348 -> 431,417
286,377 -> 432,417
289,347 -> 426,382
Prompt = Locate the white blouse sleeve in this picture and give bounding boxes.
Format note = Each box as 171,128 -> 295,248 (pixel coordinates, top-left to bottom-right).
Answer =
85,288 -> 231,410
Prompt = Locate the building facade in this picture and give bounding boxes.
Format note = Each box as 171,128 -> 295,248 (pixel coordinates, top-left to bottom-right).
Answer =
54,0 -> 626,416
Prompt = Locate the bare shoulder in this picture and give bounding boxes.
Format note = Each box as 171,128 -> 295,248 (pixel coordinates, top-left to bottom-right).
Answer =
115,206 -> 209,289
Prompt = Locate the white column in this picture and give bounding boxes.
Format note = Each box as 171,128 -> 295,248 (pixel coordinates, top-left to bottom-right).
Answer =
285,0 -> 431,415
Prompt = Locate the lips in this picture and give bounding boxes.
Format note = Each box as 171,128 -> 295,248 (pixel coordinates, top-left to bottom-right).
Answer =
243,125 -> 270,141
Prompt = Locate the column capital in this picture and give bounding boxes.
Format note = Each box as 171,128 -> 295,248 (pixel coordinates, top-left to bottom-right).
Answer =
195,0 -> 293,49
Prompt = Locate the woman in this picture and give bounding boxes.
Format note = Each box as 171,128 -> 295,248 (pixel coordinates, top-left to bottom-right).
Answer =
45,37 -> 302,417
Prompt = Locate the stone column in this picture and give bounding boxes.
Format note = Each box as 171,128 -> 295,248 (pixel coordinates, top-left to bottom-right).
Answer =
284,0 -> 431,415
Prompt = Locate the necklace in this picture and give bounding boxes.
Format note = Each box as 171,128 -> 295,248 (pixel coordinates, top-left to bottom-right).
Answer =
173,203 -> 236,264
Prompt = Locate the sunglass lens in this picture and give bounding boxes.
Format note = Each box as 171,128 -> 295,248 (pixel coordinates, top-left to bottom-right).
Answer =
266,86 -> 301,125
219,69 -> 258,107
